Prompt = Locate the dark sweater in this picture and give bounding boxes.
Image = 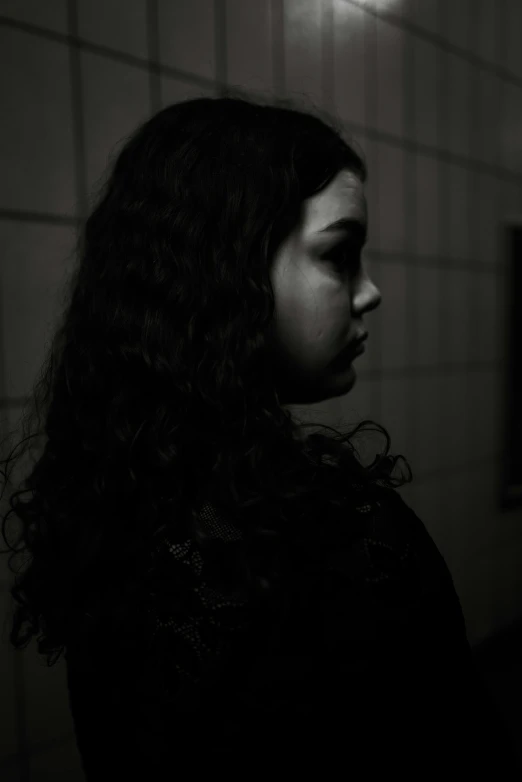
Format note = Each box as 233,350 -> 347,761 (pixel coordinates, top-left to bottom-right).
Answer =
65,486 -> 520,779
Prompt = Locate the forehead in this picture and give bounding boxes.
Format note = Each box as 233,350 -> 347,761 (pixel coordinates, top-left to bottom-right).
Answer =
304,170 -> 367,229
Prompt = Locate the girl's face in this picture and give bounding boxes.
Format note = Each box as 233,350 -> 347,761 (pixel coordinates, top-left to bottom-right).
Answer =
269,169 -> 381,405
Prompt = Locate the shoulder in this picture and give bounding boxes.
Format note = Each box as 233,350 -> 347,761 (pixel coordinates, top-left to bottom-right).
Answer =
326,485 -> 466,636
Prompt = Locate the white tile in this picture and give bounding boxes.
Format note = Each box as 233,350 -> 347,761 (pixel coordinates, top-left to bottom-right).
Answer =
160,78 -> 217,109
0,221 -> 76,399
473,171 -> 498,265
476,70 -> 500,166
477,0 -> 498,65
499,81 -> 522,176
359,0 -> 395,13
158,0 -> 215,80
413,38 -> 439,150
461,464 -> 499,551
81,51 -> 151,203
438,374 -> 471,469
468,170 -> 482,261
376,142 -> 406,253
496,268 -> 510,367
511,182 -> 522,221
468,369 -> 503,461
496,180 -> 522,258
447,163 -> 471,263
393,0 -> 439,35
413,264 -> 440,367
77,0 -> 148,60
226,0 -> 273,95
443,52 -> 472,158
504,179 -> 522,221
469,271 -> 500,365
24,648 -> 74,751
442,0 -> 473,52
409,374 -> 443,475
495,180 -> 518,264
504,0 -> 522,79
481,380 -> 504,468
0,0 -> 67,34
373,15 -> 405,138
0,588 -> 18,761
332,0 -> 366,127
379,260 -> 408,370
283,0 -> 323,110
443,267 -> 473,366
414,153 -> 440,257
497,0 -> 521,77
437,471 -> 475,568
0,28 -> 76,215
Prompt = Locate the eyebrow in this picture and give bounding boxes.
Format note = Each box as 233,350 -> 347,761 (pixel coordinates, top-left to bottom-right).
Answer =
317,218 -> 367,244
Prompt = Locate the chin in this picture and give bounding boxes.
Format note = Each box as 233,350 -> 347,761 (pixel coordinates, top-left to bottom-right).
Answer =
280,367 -> 357,405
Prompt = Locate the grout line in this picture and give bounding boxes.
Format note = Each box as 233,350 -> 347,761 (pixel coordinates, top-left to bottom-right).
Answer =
270,0 -> 285,101
403,1 -> 417,486
321,0 -> 335,117
341,0 -> 521,86
0,207 -> 509,275
1,2 -> 521,86
214,0 -> 227,93
146,0 -> 161,114
0,15 -> 520,183
0,209 -> 78,226
67,0 -> 88,223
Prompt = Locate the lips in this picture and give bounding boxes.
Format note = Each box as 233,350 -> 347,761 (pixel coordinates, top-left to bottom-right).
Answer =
331,332 -> 369,367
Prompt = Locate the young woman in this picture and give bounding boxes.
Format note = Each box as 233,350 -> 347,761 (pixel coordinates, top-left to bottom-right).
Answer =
1,94 -> 518,778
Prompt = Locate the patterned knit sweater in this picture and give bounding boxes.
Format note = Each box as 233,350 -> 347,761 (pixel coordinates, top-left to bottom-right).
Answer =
65,485 -> 520,779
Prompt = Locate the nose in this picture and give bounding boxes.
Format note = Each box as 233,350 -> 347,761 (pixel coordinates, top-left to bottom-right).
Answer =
353,274 -> 381,315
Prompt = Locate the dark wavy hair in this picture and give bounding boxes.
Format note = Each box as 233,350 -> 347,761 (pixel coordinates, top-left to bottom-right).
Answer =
0,91 -> 412,669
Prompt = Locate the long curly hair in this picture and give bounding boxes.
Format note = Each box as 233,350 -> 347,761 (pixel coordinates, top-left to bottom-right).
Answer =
0,92 -> 412,669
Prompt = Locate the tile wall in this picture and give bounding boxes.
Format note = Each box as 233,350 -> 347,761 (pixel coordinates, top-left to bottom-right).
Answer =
0,1 -> 521,777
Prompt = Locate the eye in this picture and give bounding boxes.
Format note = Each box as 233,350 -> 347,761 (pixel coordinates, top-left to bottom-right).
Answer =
323,243 -> 361,273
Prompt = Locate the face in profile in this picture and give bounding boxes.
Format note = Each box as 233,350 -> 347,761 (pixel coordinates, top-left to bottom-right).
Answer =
269,169 -> 381,405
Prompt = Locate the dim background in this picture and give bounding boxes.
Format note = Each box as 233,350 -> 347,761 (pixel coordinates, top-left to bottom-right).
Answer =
0,0 -> 521,778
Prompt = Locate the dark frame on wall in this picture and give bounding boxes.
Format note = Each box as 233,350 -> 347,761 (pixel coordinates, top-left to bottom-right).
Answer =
500,217 -> 522,511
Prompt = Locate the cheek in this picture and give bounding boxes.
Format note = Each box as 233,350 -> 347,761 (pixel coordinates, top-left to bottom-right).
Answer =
276,281 -> 321,341
272,259 -> 352,356
276,295 -> 348,368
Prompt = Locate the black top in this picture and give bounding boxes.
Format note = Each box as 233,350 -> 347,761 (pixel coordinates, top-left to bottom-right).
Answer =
65,485 -> 520,779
